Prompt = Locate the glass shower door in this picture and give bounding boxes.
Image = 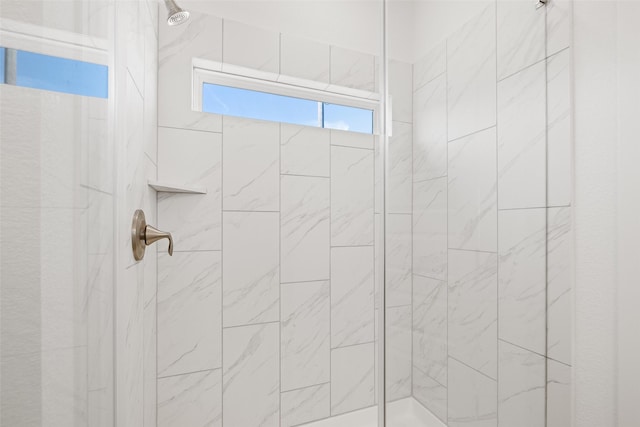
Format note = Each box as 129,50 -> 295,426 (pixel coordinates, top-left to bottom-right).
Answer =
0,1 -> 115,425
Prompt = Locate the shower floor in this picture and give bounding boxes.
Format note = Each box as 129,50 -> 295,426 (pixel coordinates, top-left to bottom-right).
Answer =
301,397 -> 446,427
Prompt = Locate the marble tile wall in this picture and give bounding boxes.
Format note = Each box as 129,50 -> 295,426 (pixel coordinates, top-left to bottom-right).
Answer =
411,1 -> 573,425
156,12 -> 386,426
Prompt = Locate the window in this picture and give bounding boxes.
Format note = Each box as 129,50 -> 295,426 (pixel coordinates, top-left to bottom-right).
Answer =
200,82 -> 375,134
0,47 -> 108,98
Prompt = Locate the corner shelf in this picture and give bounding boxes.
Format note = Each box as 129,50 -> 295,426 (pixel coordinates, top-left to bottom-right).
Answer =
148,180 -> 207,194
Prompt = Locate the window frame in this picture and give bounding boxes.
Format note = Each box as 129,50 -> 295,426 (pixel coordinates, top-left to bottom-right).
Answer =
192,65 -> 380,135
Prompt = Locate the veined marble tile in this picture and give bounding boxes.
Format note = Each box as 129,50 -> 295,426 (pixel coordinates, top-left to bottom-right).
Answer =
281,281 -> 330,391
497,60 -> 546,209
157,251 -> 221,377
414,41 -> 446,91
143,242 -> 157,427
413,73 -> 447,182
448,127 -> 497,252
281,33 -> 330,84
281,124 -> 330,177
88,252 -> 114,391
116,264 -> 144,426
547,207 -> 572,365
386,305 -> 412,401
448,357 -> 497,427
388,121 -> 413,214
158,11 -> 222,131
386,214 -> 412,307
330,129 -> 374,150
281,175 -> 330,283
330,146 -> 374,246
331,343 -> 375,415
223,211 -> 279,327
413,275 -> 447,386
87,190 -> 114,256
497,0 -> 545,80
122,0 -> 145,92
223,19 -> 279,74
158,127 -> 222,251
413,366 -> 447,423
223,323 -> 279,427
413,177 -> 447,280
157,369 -> 222,427
330,46 -> 375,92
331,246 -> 375,348
498,208 -> 546,355
223,116 -> 280,212
498,341 -> 545,427
88,388 -> 114,427
390,60 -> 413,123
447,4 -> 497,141
547,49 -> 572,207
281,383 -> 331,427
547,359 -> 572,427
449,249 -> 498,379
547,0 -> 572,56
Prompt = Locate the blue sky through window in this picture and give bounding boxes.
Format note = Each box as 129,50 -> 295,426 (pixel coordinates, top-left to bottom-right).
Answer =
202,83 -> 373,134
0,48 -> 108,98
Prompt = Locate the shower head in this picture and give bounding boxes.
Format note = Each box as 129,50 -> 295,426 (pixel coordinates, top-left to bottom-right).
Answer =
163,0 -> 190,26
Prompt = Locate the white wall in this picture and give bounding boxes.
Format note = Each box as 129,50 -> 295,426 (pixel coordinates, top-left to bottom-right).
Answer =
573,1 -> 640,426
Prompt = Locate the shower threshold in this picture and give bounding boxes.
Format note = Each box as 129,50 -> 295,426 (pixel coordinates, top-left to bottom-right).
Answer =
301,397 -> 446,427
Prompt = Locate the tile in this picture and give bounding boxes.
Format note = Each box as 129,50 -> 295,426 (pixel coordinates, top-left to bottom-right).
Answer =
547,207 -> 572,365
449,249 -> 498,379
281,124 -> 330,177
158,127 -> 222,251
448,357 -> 497,427
223,116 -> 280,212
281,281 -> 330,391
375,136 -> 384,214
447,4 -> 497,140
87,252 -> 114,391
143,13 -> 158,164
223,211 -> 279,327
413,41 -> 446,91
547,0 -> 572,56
123,0 -> 145,91
331,246 -> 375,348
497,0 -> 546,79
88,388 -> 114,427
116,264 -> 144,426
143,242 -> 157,427
413,177 -> 447,280
413,275 -> 447,386
281,383 -> 330,427
223,19 -> 279,74
389,60 -> 413,123
330,146 -> 374,246
498,341 -> 546,427
280,33 -> 330,84
157,252 -> 221,377
87,190 -> 114,255
386,214 -> 412,307
547,49 -> 572,207
330,46 -> 375,92
413,73 -> 447,182
388,121 -> 412,214
281,175 -> 330,283
497,60 -> 546,209
448,127 -> 497,252
386,305 -> 412,401
331,343 -> 375,415
330,128 -> 374,150
413,367 -> 447,423
223,323 -> 280,427
498,209 -> 546,355
547,359 -> 572,427
158,369 -> 222,427
158,11 -> 223,131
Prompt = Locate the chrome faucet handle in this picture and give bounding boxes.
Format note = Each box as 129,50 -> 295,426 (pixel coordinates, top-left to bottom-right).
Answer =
131,209 -> 174,261
144,224 -> 174,256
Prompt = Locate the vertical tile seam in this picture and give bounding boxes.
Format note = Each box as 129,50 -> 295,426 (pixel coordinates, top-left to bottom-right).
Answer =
495,1 -> 500,424
220,113 -> 225,427
543,3 -> 550,427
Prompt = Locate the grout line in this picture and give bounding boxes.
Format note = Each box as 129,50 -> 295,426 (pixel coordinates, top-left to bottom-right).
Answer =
412,272 -> 446,282
497,56 -> 547,83
157,124 -> 223,135
157,367 -> 221,380
222,320 -> 280,330
446,124 -> 496,144
330,341 -> 376,351
444,34 -> 450,423
281,382 -> 331,395
544,3 -> 550,425
280,173 -> 330,179
413,364 -> 447,389
278,122 -> 282,427
498,338 -> 546,359
447,247 -> 497,254
220,113 -> 225,427
329,144 -> 375,151
281,278 -> 330,285
449,355 -> 496,382
494,1 -> 500,422
329,126 -> 333,415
